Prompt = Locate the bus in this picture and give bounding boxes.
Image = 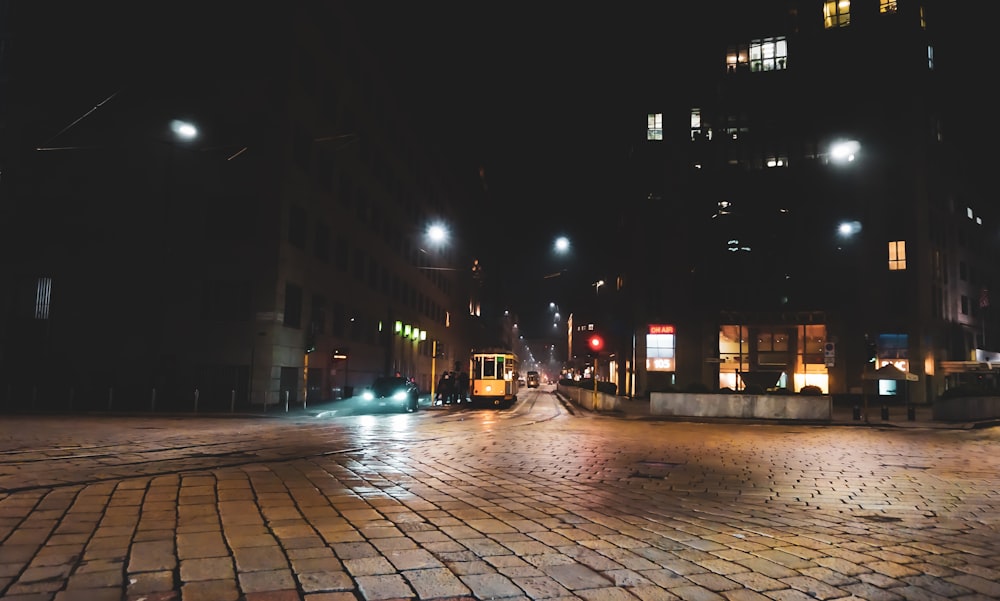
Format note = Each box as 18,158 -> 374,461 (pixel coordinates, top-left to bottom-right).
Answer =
469,349 -> 519,408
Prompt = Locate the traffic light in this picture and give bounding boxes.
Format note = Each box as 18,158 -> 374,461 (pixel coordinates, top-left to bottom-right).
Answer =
864,335 -> 877,364
588,334 -> 604,353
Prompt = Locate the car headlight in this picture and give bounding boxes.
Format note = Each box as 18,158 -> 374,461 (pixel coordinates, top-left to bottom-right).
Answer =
392,391 -> 408,401
362,391 -> 375,401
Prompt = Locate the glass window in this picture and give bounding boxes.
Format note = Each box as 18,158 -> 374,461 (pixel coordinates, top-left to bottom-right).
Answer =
750,37 -> 787,72
879,0 -> 897,13
889,240 -> 906,270
647,113 -> 662,141
823,0 -> 850,28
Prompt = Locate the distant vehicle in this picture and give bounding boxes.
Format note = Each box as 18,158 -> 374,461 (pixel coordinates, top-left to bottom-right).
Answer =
360,376 -> 419,413
526,370 -> 541,388
469,349 -> 519,408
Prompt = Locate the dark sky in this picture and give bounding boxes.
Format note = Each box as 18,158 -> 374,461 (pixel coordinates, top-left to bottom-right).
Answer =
15,2 -> 991,337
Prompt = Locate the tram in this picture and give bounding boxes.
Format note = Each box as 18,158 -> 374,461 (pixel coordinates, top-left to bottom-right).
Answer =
469,349 -> 519,408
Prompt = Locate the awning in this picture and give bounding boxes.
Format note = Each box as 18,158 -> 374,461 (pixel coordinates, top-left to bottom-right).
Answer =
863,364 -> 918,381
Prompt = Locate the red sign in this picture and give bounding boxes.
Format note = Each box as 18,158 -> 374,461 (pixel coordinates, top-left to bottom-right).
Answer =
648,324 -> 675,335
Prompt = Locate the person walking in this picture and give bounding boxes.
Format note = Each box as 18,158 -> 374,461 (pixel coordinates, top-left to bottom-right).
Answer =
457,370 -> 469,403
436,372 -> 453,405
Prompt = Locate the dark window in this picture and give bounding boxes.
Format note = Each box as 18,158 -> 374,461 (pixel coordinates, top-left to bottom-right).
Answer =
353,248 -> 366,281
333,301 -> 346,336
284,283 -> 303,328
315,223 -> 330,261
201,280 -> 252,321
311,294 -> 326,334
334,235 -> 349,271
289,205 -> 307,249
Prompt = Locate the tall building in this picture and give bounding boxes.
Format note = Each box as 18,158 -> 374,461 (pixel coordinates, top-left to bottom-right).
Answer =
617,0 -> 995,404
0,4 -> 483,411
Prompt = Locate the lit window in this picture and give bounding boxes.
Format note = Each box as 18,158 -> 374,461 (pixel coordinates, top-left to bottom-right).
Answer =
690,108 -> 702,141
750,37 -> 787,72
919,5 -> 926,28
879,0 -> 897,13
927,45 -> 934,70
765,155 -> 788,168
647,113 -> 662,141
725,43 -> 749,73
967,207 -> 974,219
888,240 -> 906,270
823,0 -> 850,28
35,277 -> 52,320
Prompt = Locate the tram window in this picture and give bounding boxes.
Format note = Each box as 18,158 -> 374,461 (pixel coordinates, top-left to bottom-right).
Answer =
483,357 -> 496,378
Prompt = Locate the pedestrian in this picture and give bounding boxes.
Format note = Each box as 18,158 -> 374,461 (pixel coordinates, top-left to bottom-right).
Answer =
437,372 -> 453,405
457,370 -> 469,403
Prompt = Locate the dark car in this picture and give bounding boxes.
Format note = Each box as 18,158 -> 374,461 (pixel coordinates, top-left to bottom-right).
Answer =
360,376 -> 420,412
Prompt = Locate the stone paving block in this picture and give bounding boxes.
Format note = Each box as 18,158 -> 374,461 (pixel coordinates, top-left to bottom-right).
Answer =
946,573 -> 1000,597
128,540 -> 176,572
717,589 -> 773,601
601,570 -> 653,587
303,591 -> 357,601
355,573 -> 414,600
298,569 -> 354,593
404,566 -> 471,598
177,531 -> 228,559
511,575 -> 573,599
232,546 -> 289,572
53,586 -> 123,601
181,578 -> 240,601
180,557 -> 234,582
577,587 -> 645,601
243,590 -> 302,601
461,572 -> 523,598
65,567 -> 123,589
840,582 -> 905,600
686,572 -> 743,592
332,541 -> 379,559
124,569 -> 175,596
628,584 -> 684,601
238,568 -> 296,593
344,556 -> 396,576
779,575 -> 849,599
543,562 -> 613,590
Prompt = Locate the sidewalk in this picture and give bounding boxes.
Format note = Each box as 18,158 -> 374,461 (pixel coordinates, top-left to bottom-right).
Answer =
588,396 -> 1000,430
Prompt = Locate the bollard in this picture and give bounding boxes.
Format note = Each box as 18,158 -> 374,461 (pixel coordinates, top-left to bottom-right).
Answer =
231,389 -> 236,413
852,405 -> 861,420
881,404 -> 889,420
151,388 -> 157,412
69,387 -> 74,411
284,390 -> 289,412
907,404 -> 915,421
194,388 -> 200,413
108,387 -> 114,411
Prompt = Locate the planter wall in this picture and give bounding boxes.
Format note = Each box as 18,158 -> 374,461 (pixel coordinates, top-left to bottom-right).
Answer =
650,392 -> 832,421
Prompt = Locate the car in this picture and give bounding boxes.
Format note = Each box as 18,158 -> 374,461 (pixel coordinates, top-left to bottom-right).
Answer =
360,376 -> 420,412
526,370 -> 540,388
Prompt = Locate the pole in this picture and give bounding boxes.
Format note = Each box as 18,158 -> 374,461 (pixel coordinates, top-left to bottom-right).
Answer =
593,356 -> 598,405
431,340 -> 437,401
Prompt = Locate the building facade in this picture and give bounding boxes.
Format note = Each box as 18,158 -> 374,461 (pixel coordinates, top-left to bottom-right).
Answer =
614,0 -> 995,404
0,4 -> 483,411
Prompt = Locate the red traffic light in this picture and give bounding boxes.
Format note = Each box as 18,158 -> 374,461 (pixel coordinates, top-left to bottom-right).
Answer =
588,334 -> 604,352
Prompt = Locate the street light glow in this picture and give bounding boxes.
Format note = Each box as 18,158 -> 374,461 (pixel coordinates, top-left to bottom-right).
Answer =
170,119 -> 198,141
830,139 -> 860,163
554,236 -> 570,253
426,222 -> 448,245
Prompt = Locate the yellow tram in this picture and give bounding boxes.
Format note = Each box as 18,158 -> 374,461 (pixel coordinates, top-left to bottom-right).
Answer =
469,349 -> 519,408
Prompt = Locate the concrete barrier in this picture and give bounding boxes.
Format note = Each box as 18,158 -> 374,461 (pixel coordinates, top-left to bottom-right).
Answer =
650,392 -> 832,421
556,384 -> 621,412
932,396 -> 1000,421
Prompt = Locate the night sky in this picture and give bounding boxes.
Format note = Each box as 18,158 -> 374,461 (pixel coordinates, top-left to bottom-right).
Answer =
14,2 -> 991,338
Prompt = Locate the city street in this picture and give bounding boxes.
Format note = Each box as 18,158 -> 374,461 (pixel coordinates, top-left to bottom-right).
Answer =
1,388 -> 999,600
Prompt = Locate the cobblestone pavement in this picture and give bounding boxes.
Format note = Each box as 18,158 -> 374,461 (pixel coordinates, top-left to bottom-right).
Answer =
1,388 -> 999,600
